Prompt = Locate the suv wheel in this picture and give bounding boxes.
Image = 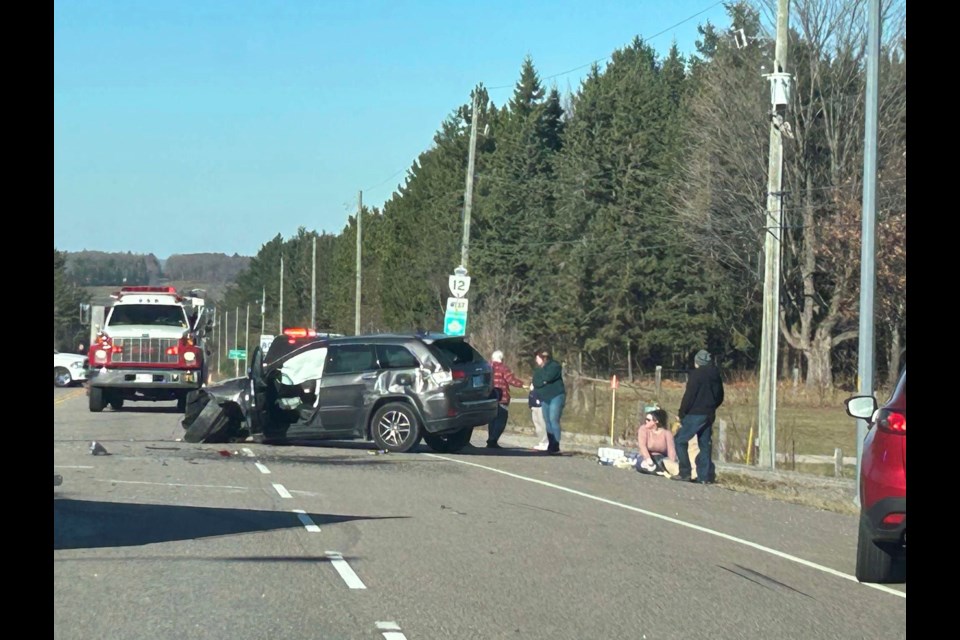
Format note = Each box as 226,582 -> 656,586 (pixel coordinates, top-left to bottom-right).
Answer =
855,513 -> 900,583
423,427 -> 474,453
371,402 -> 422,453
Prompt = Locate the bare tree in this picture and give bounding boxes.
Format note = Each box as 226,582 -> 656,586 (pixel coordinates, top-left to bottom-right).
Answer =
675,0 -> 906,391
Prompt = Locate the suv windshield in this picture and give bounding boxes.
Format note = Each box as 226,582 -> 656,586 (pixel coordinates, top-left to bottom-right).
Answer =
428,339 -> 484,367
108,304 -> 188,327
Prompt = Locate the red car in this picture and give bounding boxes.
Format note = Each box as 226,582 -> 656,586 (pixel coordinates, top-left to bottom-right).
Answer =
843,368 -> 906,583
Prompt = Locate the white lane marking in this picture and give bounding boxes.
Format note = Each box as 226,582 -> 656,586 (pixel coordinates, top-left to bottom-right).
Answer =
54,465 -> 94,469
255,462 -> 271,474
97,479 -> 247,490
326,551 -> 366,589
242,448 -> 255,457
272,483 -> 293,499
425,453 -> 907,599
293,509 -> 321,532
376,622 -> 407,639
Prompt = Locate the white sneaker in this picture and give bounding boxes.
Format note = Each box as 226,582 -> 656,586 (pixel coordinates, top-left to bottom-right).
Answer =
533,442 -> 548,451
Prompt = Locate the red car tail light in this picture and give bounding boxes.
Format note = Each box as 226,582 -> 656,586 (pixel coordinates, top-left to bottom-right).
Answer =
452,370 -> 467,380
881,513 -> 905,527
876,409 -> 905,434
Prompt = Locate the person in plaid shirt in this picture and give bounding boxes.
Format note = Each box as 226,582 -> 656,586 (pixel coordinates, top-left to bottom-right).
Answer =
486,350 -> 528,449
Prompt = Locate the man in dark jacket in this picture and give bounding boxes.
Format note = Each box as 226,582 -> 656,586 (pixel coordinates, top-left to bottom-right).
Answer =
674,349 -> 724,484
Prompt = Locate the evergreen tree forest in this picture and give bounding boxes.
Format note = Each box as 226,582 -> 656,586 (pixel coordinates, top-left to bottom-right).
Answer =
57,1 -> 907,390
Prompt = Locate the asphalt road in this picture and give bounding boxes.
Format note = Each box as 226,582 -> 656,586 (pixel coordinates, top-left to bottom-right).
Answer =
54,387 -> 906,640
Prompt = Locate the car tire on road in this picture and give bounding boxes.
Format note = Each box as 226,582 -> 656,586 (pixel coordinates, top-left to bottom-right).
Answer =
54,367 -> 73,388
423,427 -> 474,453
856,513 -> 899,583
109,396 -> 124,411
371,402 -> 422,453
182,400 -> 236,443
181,390 -> 210,429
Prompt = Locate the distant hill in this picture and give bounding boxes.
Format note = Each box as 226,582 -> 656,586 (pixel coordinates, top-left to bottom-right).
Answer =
64,251 -> 251,305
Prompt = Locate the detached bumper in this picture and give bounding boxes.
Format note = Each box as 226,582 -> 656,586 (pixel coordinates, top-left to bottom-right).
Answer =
87,367 -> 202,390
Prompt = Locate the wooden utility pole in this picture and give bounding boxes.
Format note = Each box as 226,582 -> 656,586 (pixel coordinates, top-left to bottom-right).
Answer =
460,94 -> 479,271
279,255 -> 284,333
234,306 -> 239,378
355,190 -> 362,335
758,0 -> 791,469
311,235 -> 317,329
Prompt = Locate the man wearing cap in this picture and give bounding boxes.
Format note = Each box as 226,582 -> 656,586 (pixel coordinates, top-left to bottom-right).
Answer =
674,349 -> 725,484
486,350 -> 528,449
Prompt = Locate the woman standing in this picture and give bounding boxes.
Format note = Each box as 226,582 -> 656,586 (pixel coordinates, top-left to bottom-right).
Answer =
531,348 -> 565,455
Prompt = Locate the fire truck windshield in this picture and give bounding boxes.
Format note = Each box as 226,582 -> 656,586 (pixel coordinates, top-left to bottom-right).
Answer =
108,304 -> 188,328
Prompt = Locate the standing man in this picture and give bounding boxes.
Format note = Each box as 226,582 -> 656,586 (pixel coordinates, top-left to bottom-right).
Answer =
487,350 -> 527,449
674,349 -> 725,484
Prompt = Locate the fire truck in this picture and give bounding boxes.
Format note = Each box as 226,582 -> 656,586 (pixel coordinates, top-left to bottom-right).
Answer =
86,286 -> 213,412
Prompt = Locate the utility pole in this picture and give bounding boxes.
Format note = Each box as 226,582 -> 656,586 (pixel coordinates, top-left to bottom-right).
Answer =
244,303 -> 250,373
260,285 -> 266,343
355,190 -> 362,335
460,94 -> 479,271
216,311 -> 221,378
757,0 -> 791,469
855,0 -> 881,504
311,235 -> 317,329
234,306 -> 239,378
279,255 -> 284,333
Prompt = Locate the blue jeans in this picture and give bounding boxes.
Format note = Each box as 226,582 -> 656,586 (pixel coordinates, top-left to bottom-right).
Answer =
675,413 -> 715,481
487,404 -> 508,444
542,394 -> 566,444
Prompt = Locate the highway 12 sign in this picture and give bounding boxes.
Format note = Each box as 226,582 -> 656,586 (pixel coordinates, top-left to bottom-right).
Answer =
449,273 -> 471,298
443,297 -> 469,336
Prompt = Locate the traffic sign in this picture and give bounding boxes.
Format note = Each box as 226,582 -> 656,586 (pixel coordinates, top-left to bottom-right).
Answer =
228,349 -> 247,360
260,335 -> 275,352
443,296 -> 469,336
449,273 -> 471,298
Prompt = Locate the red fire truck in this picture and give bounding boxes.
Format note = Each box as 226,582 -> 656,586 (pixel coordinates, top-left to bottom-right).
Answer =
86,286 -> 212,412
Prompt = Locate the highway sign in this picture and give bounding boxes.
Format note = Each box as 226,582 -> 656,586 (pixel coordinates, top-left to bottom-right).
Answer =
449,274 -> 471,298
260,335 -> 275,352
228,349 -> 247,360
443,296 -> 468,336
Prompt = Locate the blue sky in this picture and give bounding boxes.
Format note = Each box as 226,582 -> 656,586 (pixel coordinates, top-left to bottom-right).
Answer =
54,0 -> 733,259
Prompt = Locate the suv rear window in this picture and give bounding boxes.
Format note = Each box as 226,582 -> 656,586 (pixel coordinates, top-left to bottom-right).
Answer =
428,339 -> 485,367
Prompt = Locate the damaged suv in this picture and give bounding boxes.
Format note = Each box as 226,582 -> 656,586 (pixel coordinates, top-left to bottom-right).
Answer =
181,329 -> 499,453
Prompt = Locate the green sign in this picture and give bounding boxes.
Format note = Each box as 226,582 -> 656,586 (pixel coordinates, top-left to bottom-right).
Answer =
228,349 -> 247,360
443,297 -> 468,336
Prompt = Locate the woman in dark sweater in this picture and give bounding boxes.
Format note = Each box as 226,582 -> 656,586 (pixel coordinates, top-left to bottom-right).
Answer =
531,348 -> 565,455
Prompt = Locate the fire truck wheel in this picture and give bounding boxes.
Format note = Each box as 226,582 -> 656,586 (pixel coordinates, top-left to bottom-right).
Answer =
176,394 -> 187,412
89,387 -> 105,413
109,396 -> 124,411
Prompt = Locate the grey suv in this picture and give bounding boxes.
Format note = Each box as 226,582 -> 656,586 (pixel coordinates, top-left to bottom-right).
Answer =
181,330 -> 498,453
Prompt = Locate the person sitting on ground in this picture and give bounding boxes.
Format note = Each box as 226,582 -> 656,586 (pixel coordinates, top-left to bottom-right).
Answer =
636,408 -> 679,477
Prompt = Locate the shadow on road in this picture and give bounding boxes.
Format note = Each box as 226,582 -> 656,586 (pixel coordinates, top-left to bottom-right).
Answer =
54,498 -> 405,551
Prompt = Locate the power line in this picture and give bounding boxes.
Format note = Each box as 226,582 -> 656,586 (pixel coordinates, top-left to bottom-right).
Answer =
488,1 -> 726,90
